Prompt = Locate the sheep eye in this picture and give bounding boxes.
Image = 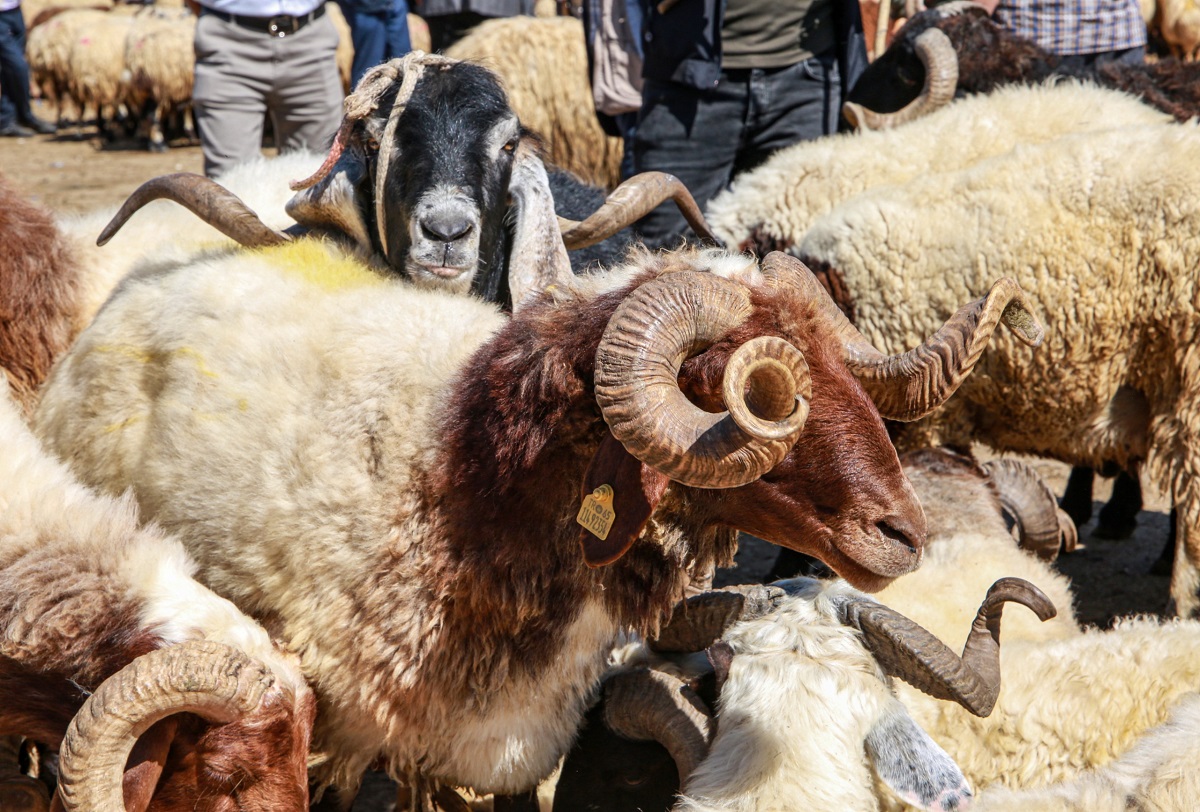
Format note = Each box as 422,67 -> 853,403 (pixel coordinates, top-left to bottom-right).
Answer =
621,773 -> 648,787
366,136 -> 380,152
502,138 -> 517,154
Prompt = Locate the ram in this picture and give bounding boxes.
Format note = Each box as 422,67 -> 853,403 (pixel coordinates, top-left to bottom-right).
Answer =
102,51 -> 716,310
845,2 -> 1200,127
32,247 -> 1037,803
574,451 -> 1200,811
0,379 -> 315,811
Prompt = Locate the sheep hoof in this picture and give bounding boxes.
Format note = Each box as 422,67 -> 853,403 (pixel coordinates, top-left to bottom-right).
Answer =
149,140 -> 168,154
0,776 -> 50,812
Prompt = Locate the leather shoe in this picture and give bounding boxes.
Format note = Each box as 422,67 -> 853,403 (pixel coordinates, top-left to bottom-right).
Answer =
23,116 -> 56,134
0,123 -> 34,138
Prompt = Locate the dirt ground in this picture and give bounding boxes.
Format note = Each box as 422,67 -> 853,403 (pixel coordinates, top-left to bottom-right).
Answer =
1,122 -> 1176,811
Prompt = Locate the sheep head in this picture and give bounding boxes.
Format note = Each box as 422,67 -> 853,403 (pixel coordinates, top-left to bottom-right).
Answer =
581,252 -> 1044,592
97,52 -> 721,311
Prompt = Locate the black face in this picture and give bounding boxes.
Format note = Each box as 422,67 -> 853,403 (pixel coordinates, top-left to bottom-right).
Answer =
553,705 -> 680,812
357,63 -> 521,291
846,11 -> 949,114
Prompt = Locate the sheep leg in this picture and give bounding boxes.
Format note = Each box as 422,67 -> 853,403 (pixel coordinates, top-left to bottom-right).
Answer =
148,104 -> 167,154
1169,493 -> 1200,618
0,735 -> 49,812
1060,466 -> 1095,528
1094,469 -> 1143,540
492,790 -> 539,812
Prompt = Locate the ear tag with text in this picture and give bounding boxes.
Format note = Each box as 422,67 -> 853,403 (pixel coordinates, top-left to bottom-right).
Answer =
577,484 -> 617,540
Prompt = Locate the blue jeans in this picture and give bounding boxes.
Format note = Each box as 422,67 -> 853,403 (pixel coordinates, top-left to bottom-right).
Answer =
339,0 -> 412,87
0,7 -> 34,129
633,54 -> 840,247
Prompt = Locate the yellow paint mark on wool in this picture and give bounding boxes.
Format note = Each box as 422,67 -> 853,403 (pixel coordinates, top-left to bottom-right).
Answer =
93,345 -> 219,378
254,240 -> 385,291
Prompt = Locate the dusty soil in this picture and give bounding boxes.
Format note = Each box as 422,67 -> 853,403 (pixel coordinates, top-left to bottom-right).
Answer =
2,124 -> 1176,811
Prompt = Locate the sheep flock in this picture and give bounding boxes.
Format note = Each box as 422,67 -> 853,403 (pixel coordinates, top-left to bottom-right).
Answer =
3,8 -> 1200,812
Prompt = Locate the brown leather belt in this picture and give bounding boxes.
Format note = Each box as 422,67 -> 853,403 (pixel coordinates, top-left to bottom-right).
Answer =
203,5 -> 326,37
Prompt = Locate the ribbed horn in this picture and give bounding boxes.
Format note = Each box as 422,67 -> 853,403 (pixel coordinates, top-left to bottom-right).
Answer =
843,28 -> 959,130
651,585 -> 787,653
97,173 -> 291,248
595,271 -> 811,488
839,577 -> 1056,717
984,459 -> 1072,561
602,668 -> 714,787
759,252 -> 1043,421
557,172 -> 723,249
56,641 -> 282,812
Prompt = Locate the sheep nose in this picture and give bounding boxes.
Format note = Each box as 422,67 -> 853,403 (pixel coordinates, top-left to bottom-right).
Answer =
420,212 -> 474,243
876,514 -> 925,556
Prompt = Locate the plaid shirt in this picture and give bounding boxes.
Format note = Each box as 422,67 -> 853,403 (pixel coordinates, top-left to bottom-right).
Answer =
995,0 -> 1147,56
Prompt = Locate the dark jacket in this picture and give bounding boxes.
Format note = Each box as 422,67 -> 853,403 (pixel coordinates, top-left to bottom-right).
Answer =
640,0 -> 867,100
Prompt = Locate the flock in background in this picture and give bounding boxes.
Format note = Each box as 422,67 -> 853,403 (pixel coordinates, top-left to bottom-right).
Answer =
3,2 -> 1200,812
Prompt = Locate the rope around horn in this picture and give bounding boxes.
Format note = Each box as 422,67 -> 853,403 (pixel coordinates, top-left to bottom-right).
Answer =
289,51 -> 457,260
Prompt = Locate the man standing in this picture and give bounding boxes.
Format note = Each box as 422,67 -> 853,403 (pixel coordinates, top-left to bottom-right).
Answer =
192,0 -> 343,177
338,0 -> 412,87
0,0 -> 56,137
632,0 -> 866,246
981,0 -> 1147,68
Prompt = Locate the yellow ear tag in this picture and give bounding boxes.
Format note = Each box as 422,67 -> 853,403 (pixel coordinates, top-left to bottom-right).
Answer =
577,484 -> 617,541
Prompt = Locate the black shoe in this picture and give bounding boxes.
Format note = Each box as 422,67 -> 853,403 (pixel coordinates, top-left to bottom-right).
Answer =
0,123 -> 35,138
23,116 -> 56,135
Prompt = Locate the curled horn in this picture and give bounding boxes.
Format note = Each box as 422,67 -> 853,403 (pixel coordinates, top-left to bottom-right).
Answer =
558,172 -> 724,249
595,271 -> 811,488
984,459 -> 1076,561
97,173 -> 290,249
56,640 -> 283,812
760,252 -> 1043,421
601,668 -> 714,786
842,28 -> 959,131
651,585 -> 787,653
838,577 -> 1056,717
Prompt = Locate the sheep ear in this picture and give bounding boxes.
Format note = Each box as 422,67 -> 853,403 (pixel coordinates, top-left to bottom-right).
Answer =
577,433 -> 669,567
865,703 -> 973,812
506,137 -> 572,313
285,154 -> 372,251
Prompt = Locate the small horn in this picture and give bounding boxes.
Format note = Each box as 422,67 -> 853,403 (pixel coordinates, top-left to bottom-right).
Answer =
759,253 -> 1044,421
602,668 -> 714,786
56,641 -> 282,812
984,459 -> 1073,561
595,271 -> 810,488
97,174 -> 290,248
651,585 -> 787,653
557,172 -> 723,249
843,28 -> 959,131
839,577 -> 1056,717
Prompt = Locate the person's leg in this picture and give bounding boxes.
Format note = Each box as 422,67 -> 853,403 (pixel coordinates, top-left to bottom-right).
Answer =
192,14 -> 271,177
0,9 -> 34,131
269,14 -> 344,158
383,0 -> 412,61
346,7 -> 388,87
632,75 -> 748,247
738,53 -> 839,175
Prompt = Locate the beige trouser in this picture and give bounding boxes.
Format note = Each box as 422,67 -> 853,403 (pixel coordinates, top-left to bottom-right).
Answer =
193,11 -> 344,178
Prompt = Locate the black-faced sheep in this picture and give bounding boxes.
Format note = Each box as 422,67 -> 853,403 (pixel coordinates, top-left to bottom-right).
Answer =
32,248 -> 1040,802
99,52 -> 719,312
0,379 -> 316,811
845,2 -> 1200,127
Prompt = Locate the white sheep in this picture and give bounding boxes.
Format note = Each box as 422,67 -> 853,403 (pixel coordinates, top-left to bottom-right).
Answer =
790,121 -> 1200,617
123,7 -> 197,152
704,81 -> 1171,257
32,244 -> 1034,801
0,377 -> 315,811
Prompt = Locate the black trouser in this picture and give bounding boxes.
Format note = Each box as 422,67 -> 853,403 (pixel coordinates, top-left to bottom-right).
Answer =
0,7 -> 34,129
632,54 -> 840,247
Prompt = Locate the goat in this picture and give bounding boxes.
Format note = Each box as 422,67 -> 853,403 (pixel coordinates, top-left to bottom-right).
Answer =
32,248 -> 1039,802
